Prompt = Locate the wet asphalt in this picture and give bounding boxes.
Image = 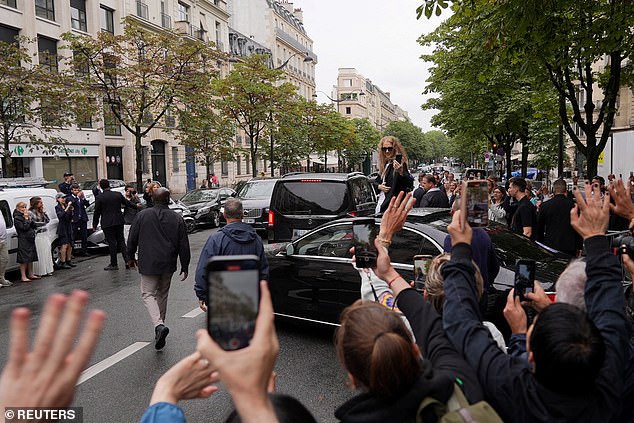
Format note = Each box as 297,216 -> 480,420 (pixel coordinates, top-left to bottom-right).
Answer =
0,227 -> 353,423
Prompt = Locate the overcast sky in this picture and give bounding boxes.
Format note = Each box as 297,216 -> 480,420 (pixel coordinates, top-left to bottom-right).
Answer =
297,0 -> 447,132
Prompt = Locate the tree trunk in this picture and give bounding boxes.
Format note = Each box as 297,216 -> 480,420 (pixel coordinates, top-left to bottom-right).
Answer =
250,135 -> 257,177
135,130 -> 143,191
505,146 -> 512,180
521,141 -> 529,178
324,151 -> 327,172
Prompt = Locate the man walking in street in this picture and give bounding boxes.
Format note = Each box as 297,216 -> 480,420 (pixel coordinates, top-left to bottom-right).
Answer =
194,198 -> 269,311
127,187 -> 190,350
536,179 -> 580,257
417,174 -> 450,208
93,179 -> 141,270
508,177 -> 536,239
67,183 -> 90,256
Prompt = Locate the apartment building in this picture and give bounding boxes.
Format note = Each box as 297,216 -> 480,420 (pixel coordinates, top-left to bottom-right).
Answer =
0,0 -> 231,193
596,83 -> 634,178
334,68 -> 409,130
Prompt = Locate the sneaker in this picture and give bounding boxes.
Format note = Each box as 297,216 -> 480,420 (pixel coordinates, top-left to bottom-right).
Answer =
67,262 -> 77,268
61,263 -> 72,269
154,325 -> 169,350
104,265 -> 119,271
0,280 -> 13,287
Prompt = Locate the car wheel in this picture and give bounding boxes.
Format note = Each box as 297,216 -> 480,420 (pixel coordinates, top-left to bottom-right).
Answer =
185,219 -> 196,234
51,242 -> 62,268
212,211 -> 220,228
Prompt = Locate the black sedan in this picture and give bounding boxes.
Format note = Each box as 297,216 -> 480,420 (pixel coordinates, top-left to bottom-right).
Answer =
265,208 -> 571,326
179,188 -> 235,227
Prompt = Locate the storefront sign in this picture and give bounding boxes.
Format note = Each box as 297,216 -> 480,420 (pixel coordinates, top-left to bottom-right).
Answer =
8,144 -> 99,158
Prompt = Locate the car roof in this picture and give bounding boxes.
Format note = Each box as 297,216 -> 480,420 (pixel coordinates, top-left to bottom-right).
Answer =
280,172 -> 365,181
246,178 -> 278,183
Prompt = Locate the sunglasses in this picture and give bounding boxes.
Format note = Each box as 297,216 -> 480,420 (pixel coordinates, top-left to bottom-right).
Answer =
381,147 -> 394,152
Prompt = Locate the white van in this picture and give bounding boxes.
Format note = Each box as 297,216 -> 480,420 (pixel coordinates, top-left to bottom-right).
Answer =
0,188 -> 59,271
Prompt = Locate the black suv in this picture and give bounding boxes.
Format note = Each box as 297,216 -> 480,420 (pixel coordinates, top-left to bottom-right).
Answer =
234,177 -> 278,233
267,172 -> 376,243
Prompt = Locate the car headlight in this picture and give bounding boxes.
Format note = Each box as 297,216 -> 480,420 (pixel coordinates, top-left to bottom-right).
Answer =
197,206 -> 210,216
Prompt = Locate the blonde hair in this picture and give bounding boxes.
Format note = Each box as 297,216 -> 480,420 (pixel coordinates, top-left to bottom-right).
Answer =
377,136 -> 408,176
425,253 -> 484,316
15,201 -> 27,209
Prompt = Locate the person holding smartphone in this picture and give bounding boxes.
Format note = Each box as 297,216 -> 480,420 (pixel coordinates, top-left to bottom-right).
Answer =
374,136 -> 413,214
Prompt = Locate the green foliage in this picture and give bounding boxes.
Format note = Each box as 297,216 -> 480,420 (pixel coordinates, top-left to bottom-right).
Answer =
0,38 -> 89,176
344,118 -> 381,169
64,17 -> 221,187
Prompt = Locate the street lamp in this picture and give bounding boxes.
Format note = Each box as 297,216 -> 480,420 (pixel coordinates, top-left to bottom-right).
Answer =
269,51 -> 314,177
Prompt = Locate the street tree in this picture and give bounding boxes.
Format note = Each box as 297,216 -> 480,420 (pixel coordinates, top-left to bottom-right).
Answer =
0,39 -> 89,177
64,18 -> 221,188
212,54 -> 298,177
418,0 -> 634,178
344,118 -> 381,172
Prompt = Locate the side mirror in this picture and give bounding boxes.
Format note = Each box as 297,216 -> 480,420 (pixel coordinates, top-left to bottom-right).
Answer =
285,243 -> 294,256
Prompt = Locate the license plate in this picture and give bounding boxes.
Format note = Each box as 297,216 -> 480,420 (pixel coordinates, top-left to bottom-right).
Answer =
244,218 -> 255,224
292,229 -> 309,239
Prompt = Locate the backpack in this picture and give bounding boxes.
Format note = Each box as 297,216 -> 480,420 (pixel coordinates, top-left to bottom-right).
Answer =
416,382 -> 503,423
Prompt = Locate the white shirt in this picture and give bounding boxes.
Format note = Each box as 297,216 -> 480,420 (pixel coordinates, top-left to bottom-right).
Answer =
0,213 -> 6,244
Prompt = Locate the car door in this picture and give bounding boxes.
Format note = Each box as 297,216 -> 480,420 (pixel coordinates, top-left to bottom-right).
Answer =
270,222 -> 356,324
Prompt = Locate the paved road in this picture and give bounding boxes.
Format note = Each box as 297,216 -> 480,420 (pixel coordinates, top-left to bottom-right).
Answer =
0,227 -> 353,422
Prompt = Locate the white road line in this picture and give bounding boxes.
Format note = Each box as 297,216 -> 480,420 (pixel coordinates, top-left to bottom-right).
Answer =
77,342 -> 150,385
181,307 -> 204,318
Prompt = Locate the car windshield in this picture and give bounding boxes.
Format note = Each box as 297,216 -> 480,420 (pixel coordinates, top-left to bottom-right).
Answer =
276,181 -> 348,215
82,181 -> 98,190
180,190 -> 218,204
238,180 -> 276,199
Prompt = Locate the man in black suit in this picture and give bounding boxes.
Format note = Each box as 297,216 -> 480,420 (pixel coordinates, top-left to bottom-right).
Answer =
535,179 -> 580,256
67,183 -> 90,256
417,174 -> 450,208
58,172 -> 74,195
93,179 -> 141,270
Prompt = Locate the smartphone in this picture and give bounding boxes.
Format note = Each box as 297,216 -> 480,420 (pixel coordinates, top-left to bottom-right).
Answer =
465,180 -> 489,227
413,255 -> 433,291
514,259 -> 536,301
395,154 -> 403,164
353,218 -> 378,269
206,255 -> 260,351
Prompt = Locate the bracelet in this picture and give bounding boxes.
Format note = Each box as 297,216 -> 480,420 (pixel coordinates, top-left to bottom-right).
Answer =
376,236 -> 392,247
387,275 -> 401,288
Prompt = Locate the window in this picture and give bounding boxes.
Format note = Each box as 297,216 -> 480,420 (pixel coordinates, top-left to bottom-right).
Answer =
236,155 -> 241,175
172,147 -> 179,172
37,36 -> 58,73
0,0 -> 17,9
103,99 -> 122,136
345,107 -> 351,115
136,0 -> 148,19
221,160 -> 228,176
342,78 -> 353,87
36,0 -> 55,21
76,98 -> 94,128
165,108 -> 175,127
0,24 -> 19,45
276,181 -> 348,215
0,201 -> 13,229
71,0 -> 87,32
178,2 -> 190,22
103,54 -> 117,86
100,6 -> 115,34
294,223 -> 353,257
72,50 -> 89,78
245,154 -> 250,174
215,21 -> 221,46
389,229 -> 441,264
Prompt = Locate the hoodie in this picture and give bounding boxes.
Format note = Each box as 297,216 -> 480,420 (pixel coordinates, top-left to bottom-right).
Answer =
194,222 -> 269,302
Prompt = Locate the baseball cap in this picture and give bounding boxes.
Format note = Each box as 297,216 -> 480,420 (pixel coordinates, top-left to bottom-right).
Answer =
56,193 -> 66,199
63,172 -> 73,177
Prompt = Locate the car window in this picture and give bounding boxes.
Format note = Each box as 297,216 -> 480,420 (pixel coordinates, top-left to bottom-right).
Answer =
294,223 -> 353,258
389,228 -> 438,264
238,181 -> 276,199
180,190 -> 218,203
0,201 -> 12,228
276,181 -> 348,215
350,178 -> 375,207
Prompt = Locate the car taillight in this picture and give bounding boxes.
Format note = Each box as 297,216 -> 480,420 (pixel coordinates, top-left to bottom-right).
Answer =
268,210 -> 274,226
347,211 -> 357,217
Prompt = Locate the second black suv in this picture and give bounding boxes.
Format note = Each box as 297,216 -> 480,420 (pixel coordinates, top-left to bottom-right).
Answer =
267,172 -> 376,243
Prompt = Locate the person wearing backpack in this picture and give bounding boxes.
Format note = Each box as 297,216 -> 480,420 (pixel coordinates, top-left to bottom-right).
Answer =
334,192 -> 489,423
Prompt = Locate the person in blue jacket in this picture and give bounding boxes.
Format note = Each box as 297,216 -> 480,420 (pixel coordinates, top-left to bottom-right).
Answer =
194,198 -> 269,311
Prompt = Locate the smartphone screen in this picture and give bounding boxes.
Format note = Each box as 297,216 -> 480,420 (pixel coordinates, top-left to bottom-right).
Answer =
207,255 -> 260,351
353,218 -> 378,269
514,259 -> 535,301
414,255 -> 433,291
395,154 -> 403,164
466,180 -> 489,227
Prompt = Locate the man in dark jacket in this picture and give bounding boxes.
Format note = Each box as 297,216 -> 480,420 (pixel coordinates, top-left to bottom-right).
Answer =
194,198 -> 269,311
412,174 -> 426,208
127,188 -> 190,350
67,183 -> 90,256
535,179 -> 580,256
441,185 -> 629,423
417,174 -> 450,208
93,179 -> 140,270
58,172 -> 74,195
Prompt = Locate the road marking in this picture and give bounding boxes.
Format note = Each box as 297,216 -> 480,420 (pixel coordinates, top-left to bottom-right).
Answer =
77,342 -> 150,385
182,307 -> 204,318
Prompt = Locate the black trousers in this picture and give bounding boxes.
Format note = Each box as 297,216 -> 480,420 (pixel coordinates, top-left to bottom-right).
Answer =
72,220 -> 88,254
103,225 -> 128,266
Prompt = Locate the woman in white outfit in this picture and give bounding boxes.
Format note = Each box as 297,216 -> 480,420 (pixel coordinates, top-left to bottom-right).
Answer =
29,196 -> 54,277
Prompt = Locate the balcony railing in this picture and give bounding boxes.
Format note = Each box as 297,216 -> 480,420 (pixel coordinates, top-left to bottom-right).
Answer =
161,13 -> 172,29
136,1 -> 148,20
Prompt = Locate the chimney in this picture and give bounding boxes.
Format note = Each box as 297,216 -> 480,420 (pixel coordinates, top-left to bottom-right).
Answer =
281,1 -> 293,13
293,7 -> 303,22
